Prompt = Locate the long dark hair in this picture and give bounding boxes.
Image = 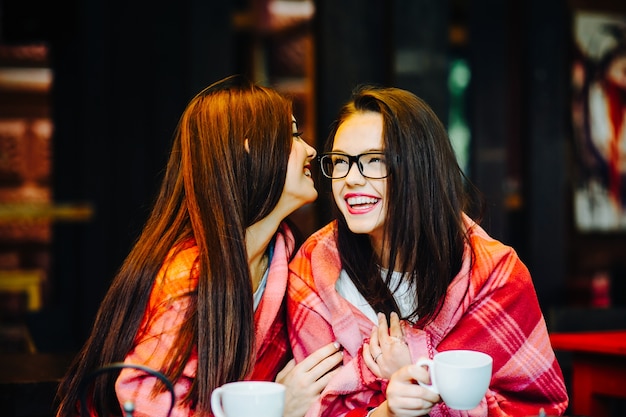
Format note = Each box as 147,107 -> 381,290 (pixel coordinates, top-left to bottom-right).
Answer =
325,85 -> 482,325
56,75 -> 294,416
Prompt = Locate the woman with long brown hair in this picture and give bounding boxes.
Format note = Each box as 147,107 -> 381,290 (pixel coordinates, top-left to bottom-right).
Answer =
56,75 -> 342,417
288,85 -> 568,417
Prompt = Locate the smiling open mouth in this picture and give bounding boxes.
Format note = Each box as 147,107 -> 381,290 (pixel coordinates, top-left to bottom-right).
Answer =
346,196 -> 380,209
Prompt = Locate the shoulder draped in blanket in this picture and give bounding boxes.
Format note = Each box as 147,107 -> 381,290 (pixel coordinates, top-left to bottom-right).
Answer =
287,218 -> 568,417
113,224 -> 295,417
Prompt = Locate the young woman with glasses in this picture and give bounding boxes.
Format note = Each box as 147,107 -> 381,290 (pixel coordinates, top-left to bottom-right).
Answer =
287,86 -> 569,417
55,75 -> 343,417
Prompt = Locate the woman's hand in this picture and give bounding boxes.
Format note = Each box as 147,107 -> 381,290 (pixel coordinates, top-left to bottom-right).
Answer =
363,312 -> 411,379
275,341 -> 343,417
371,363 -> 440,417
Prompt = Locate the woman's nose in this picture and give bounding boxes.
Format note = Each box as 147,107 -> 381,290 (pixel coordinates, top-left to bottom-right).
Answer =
344,161 -> 366,185
307,143 -> 317,159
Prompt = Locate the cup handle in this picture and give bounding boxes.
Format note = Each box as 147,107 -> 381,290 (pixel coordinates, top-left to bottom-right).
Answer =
210,387 -> 226,417
415,358 -> 439,394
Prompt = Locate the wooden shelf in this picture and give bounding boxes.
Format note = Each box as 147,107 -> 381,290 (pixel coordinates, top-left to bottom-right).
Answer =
0,269 -> 43,311
0,203 -> 93,223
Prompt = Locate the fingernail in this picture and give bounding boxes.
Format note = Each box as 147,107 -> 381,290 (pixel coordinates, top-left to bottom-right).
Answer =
333,341 -> 340,349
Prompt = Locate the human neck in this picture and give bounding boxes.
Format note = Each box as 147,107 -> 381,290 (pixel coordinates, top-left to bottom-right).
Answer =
370,234 -> 389,269
246,211 -> 282,291
371,235 -> 406,273
249,251 -> 269,292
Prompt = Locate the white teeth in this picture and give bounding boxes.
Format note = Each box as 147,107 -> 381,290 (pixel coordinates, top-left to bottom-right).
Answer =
347,196 -> 379,206
304,167 -> 311,177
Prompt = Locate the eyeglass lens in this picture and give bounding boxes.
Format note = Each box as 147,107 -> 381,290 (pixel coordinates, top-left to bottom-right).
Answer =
320,153 -> 387,179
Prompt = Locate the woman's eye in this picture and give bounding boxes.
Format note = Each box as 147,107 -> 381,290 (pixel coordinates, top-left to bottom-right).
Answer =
365,155 -> 385,164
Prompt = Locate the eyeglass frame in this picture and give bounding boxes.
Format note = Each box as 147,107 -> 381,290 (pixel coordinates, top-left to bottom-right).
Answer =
318,152 -> 390,179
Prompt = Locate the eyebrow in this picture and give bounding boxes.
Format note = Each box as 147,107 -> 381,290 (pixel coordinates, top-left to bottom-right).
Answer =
330,148 -> 384,154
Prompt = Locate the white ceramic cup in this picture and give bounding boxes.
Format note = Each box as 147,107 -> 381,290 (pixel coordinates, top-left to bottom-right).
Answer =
210,381 -> 285,417
415,349 -> 493,410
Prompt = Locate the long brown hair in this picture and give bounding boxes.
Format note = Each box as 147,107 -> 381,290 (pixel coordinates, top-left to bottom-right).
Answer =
56,75 -> 294,416
325,85 -> 483,325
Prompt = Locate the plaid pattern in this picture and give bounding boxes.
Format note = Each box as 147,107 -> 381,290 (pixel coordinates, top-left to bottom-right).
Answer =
115,225 -> 295,417
287,218 -> 569,417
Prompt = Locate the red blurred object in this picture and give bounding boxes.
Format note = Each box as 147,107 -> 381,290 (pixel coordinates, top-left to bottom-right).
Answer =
550,330 -> 626,417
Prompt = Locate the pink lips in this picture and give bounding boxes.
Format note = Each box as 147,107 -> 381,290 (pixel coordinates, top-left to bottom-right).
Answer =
344,193 -> 380,214
304,163 -> 312,178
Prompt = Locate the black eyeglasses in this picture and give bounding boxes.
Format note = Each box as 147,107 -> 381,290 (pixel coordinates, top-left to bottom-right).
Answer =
318,152 -> 389,179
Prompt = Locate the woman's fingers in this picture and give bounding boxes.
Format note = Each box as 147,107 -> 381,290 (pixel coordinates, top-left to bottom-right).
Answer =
291,342 -> 343,383
370,320 -> 381,350
385,365 -> 441,416
276,342 -> 342,388
367,312 -> 411,379
363,342 -> 382,377
309,349 -> 343,381
376,312 -> 404,347
376,312 -> 389,344
406,364 -> 440,403
308,365 -> 340,393
389,311 -> 403,339
296,342 -> 341,371
275,358 -> 296,384
277,344 -> 344,417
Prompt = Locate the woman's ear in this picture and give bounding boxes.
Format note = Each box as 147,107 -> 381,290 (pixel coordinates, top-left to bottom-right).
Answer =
244,138 -> 250,153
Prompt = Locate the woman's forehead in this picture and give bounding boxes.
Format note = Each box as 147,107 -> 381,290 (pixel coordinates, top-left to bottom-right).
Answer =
333,112 -> 384,152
